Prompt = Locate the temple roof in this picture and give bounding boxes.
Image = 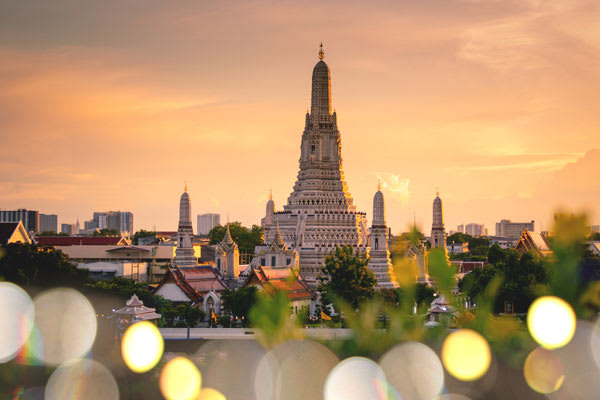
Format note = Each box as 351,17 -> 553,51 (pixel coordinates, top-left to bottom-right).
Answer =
115,294 -> 161,320
243,265 -> 312,301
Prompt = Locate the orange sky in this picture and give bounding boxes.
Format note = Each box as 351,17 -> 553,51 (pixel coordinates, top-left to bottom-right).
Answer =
0,0 -> 599,234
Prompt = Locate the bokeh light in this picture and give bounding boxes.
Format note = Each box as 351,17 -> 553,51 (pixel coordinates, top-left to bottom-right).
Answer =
255,339 -> 339,400
32,288 -> 97,365
548,320 -> 600,399
441,329 -> 491,381
45,358 -> 119,400
437,395 -> 472,400
0,282 -> 34,363
197,387 -> 227,400
523,347 -> 564,394
379,341 -> 444,400
121,321 -> 164,373
324,356 -> 388,400
159,356 -> 201,400
527,296 -> 576,350
195,340 -> 266,399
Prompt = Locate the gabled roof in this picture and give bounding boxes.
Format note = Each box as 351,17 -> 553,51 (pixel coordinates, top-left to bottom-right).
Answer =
243,265 -> 312,301
114,293 -> 161,321
516,230 -> 552,256
217,225 -> 238,252
154,265 -> 228,302
0,221 -> 31,245
35,236 -> 129,246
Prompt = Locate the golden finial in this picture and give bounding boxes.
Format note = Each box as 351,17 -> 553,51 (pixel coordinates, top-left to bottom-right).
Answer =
318,43 -> 325,60
377,180 -> 382,191
269,188 -> 273,200
184,180 -> 188,192
436,185 -> 439,197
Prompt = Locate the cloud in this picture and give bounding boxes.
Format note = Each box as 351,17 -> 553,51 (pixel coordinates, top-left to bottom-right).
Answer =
376,172 -> 410,204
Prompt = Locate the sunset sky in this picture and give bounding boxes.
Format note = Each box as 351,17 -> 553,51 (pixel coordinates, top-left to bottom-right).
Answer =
1,0 -> 599,234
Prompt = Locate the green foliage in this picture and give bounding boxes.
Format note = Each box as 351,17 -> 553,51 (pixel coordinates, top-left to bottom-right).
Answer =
469,236 -> 490,257
427,248 -> 457,298
447,232 -> 470,244
221,286 -> 258,326
297,305 -> 310,325
132,229 -> 156,245
208,222 -> 264,253
588,232 -> 600,241
249,290 -> 302,347
317,245 -> 376,310
0,243 -> 89,288
36,231 -> 65,236
391,227 -> 425,256
218,315 -> 231,327
92,228 -> 120,237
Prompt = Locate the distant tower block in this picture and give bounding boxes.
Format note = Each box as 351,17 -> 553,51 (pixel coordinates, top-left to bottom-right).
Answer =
173,184 -> 197,266
430,190 -> 447,251
368,184 -> 398,288
260,44 -> 369,286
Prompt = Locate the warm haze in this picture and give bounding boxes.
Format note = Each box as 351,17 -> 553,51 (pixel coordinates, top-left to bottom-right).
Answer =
1,0 -> 599,233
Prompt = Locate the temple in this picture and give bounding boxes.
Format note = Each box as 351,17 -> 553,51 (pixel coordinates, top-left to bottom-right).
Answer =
173,184 -> 197,266
430,190 -> 447,252
261,44 -> 374,287
367,184 -> 397,287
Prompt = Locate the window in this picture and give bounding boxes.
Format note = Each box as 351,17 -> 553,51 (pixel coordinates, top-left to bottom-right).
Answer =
217,258 -> 221,271
261,258 -> 265,266
374,238 -> 379,250
271,256 -> 276,266
286,258 -> 291,265
311,145 -> 315,154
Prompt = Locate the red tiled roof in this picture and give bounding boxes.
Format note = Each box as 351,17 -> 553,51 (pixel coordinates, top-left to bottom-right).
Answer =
154,265 -> 227,302
243,266 -> 312,301
35,236 -> 128,246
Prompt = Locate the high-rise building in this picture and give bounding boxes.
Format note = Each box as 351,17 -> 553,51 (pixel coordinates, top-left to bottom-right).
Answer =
39,214 -> 58,233
173,185 -> 197,266
431,191 -> 447,249
197,213 -> 221,235
0,209 -> 39,233
591,225 -> 600,234
61,223 -> 75,235
457,224 -> 464,234
368,184 -> 397,288
86,211 -> 134,235
465,223 -> 486,237
495,219 -> 534,238
260,45 -> 369,286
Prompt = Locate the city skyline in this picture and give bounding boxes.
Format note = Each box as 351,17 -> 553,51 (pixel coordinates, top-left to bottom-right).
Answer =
1,0 -> 599,233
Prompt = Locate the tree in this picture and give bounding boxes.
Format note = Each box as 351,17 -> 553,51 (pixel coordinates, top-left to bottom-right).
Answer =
0,243 -> 89,288
318,245 -> 376,309
92,228 -> 120,237
132,229 -> 156,245
415,283 -> 435,308
487,243 -> 506,265
221,286 -> 258,326
447,232 -> 471,244
208,222 -> 264,254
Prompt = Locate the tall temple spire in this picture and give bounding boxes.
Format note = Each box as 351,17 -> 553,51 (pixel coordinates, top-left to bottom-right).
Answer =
431,191 -> 446,250
311,44 -> 332,118
174,187 -> 197,266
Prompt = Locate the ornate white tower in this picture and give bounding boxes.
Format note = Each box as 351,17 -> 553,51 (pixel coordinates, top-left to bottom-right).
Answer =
173,184 -> 197,266
261,44 -> 369,286
215,224 -> 240,280
368,184 -> 397,288
431,190 -> 447,250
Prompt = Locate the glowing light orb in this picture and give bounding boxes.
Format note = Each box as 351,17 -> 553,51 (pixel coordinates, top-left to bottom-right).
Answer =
441,329 -> 491,381
45,359 -> 119,400
523,347 -> 564,394
255,339 -> 339,400
379,342 -> 444,400
159,356 -> 201,400
121,321 -> 164,373
324,356 -> 388,400
0,282 -> 34,363
33,288 -> 97,365
527,296 -> 576,349
197,387 -> 227,400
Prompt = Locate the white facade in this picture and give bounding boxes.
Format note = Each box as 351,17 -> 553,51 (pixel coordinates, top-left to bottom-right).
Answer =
78,261 -> 148,282
495,219 -> 534,238
197,213 -> 221,235
465,223 -> 486,237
